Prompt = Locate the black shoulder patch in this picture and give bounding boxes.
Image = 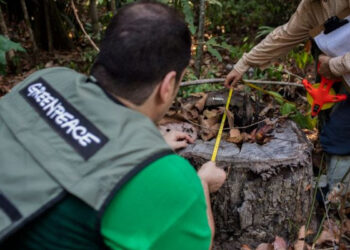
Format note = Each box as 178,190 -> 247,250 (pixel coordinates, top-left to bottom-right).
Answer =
20,77 -> 109,160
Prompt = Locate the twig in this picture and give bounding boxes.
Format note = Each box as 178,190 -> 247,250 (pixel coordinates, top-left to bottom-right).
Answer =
312,213 -> 326,247
180,78 -> 303,87
181,78 -> 225,86
318,186 -> 337,250
246,79 -> 303,87
339,164 -> 350,247
71,0 -> 100,52
307,153 -> 325,233
281,68 -> 304,80
342,234 -> 350,242
180,113 -> 267,131
317,248 -> 337,250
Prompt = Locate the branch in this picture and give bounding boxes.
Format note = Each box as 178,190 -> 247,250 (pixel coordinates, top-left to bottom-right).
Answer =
180,78 -> 303,87
71,0 -> 100,52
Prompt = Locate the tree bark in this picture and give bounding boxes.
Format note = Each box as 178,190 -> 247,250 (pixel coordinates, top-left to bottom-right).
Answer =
180,120 -> 313,249
20,0 -> 38,54
43,0 -> 53,52
89,0 -> 100,36
194,0 -> 206,78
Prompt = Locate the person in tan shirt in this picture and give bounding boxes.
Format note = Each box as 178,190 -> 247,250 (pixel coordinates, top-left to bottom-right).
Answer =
225,0 -> 350,86
225,0 -> 350,195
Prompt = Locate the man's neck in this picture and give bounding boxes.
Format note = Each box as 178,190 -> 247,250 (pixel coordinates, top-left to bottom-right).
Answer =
113,95 -> 158,123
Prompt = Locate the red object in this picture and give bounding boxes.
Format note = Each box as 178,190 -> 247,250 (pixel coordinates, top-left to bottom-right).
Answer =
302,76 -> 347,117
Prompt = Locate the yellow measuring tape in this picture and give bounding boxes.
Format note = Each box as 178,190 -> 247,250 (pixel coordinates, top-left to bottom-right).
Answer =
211,88 -> 234,162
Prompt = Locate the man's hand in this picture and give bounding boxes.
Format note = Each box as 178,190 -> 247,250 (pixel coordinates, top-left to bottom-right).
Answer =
319,54 -> 337,79
198,161 -> 226,193
224,69 -> 243,88
163,131 -> 194,150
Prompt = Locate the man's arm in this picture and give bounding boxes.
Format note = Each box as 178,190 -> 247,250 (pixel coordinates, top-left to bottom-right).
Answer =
197,161 -> 226,249
225,0 -> 318,86
329,52 -> 350,76
101,155 -> 225,250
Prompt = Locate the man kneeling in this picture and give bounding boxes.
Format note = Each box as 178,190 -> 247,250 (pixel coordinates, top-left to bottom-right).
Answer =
0,1 -> 226,250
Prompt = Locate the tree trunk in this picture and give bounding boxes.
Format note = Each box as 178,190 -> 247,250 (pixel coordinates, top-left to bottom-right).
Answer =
0,5 -> 8,36
194,0 -> 206,78
180,120 -> 313,249
0,5 -> 15,59
89,0 -> 100,36
43,0 -> 53,52
111,0 -> 117,15
20,0 -> 38,54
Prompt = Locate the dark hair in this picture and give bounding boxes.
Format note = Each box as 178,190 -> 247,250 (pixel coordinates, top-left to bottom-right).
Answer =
91,1 -> 191,105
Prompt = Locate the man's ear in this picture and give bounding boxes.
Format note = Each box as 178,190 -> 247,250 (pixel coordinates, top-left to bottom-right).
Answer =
158,71 -> 177,104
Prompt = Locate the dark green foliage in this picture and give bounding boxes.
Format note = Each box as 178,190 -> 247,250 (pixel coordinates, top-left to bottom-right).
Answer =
206,0 -> 299,36
0,35 -> 26,75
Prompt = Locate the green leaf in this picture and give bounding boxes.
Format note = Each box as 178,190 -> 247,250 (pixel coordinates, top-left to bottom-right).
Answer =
256,25 -> 274,39
0,51 -> 6,65
181,0 -> 196,35
0,35 -> 26,53
267,90 -> 284,105
220,42 -> 235,51
206,37 -> 219,46
207,0 -> 222,7
207,45 -> 222,62
291,112 -> 311,129
280,102 -> 296,116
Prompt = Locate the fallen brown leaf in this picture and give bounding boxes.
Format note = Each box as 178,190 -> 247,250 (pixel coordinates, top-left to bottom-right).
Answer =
273,236 -> 287,250
249,128 -> 257,143
294,226 -> 312,250
316,220 -> 340,245
203,109 -> 221,119
255,124 -> 274,145
199,114 -> 219,127
327,183 -> 344,204
316,229 -> 339,245
226,128 -> 243,144
304,184 -> 312,192
158,116 -> 183,126
302,128 -> 319,143
256,243 -> 273,250
181,103 -> 199,121
192,92 -> 208,112
240,244 -> 251,250
241,132 -> 251,142
342,219 -> 350,235
165,108 -> 177,117
226,108 -> 235,129
259,102 -> 274,117
200,123 -> 219,141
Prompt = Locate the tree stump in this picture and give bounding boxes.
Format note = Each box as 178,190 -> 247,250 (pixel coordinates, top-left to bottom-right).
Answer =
179,120 -> 313,249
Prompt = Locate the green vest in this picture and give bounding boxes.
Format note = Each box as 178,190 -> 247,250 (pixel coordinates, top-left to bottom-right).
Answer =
0,67 -> 172,243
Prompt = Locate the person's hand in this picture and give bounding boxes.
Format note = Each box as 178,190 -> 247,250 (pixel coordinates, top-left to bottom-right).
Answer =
319,54 -> 337,79
163,130 -> 194,150
198,161 -> 227,193
224,69 -> 243,88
